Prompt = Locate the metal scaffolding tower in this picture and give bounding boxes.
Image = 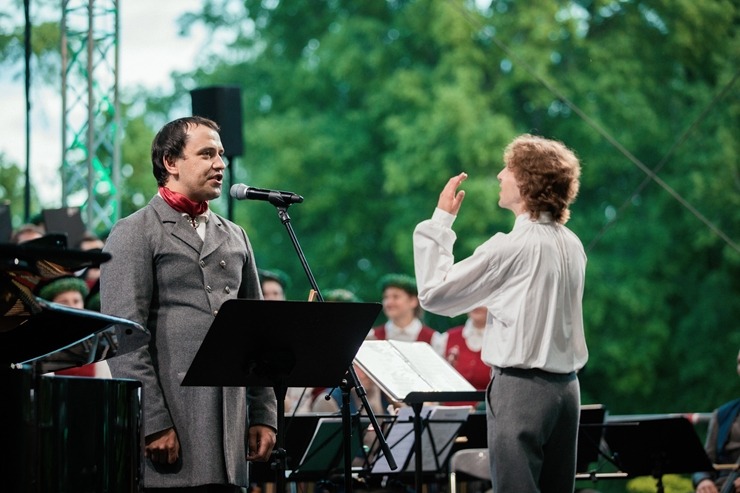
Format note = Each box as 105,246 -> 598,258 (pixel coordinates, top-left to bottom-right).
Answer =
61,0 -> 120,237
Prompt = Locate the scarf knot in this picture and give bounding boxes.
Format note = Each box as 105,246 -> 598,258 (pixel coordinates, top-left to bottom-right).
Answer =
159,187 -> 208,218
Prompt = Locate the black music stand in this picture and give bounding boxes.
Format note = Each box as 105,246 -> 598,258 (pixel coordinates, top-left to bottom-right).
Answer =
182,299 -> 382,493
576,404 -> 607,474
355,340 -> 483,492
604,416 -> 714,493
372,405 -> 471,474
292,416 -> 371,478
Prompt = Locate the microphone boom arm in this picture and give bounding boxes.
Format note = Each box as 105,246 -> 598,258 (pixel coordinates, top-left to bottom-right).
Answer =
275,206 -> 323,301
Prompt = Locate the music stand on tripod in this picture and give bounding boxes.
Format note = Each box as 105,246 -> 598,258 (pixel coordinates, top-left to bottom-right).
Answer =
182,298 -> 382,493
603,416 -> 714,493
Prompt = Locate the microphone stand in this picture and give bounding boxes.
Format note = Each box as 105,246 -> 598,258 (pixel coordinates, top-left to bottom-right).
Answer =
268,198 -> 398,492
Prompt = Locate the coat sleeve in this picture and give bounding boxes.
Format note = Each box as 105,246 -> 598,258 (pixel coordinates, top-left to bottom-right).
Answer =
102,214 -> 174,436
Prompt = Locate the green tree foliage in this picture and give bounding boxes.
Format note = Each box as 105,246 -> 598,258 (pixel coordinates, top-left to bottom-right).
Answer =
0,0 -> 63,82
167,0 -> 739,415
31,0 -> 716,420
0,152 -> 38,227
117,109 -> 158,221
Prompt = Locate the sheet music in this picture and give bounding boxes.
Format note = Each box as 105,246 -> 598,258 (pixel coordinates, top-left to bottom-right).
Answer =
413,405 -> 471,471
371,405 -> 471,473
388,340 -> 475,391
371,406 -> 420,474
354,340 -> 476,402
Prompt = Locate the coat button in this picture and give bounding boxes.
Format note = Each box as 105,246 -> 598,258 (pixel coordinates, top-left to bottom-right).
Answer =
213,309 -> 218,316
224,286 -> 231,294
219,260 -> 226,268
206,285 -> 212,293
200,260 -> 206,268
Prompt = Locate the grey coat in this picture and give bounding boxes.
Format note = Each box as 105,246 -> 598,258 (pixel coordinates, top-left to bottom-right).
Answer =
102,195 -> 277,488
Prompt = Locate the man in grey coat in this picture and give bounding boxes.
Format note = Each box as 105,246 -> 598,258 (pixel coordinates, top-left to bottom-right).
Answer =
102,116 -> 278,492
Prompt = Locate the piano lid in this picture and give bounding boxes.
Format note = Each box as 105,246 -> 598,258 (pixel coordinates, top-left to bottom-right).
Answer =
1,234 -> 111,328
0,298 -> 144,366
0,235 -> 143,367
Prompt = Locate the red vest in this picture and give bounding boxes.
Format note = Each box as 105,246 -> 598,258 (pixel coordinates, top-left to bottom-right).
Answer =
444,326 -> 490,391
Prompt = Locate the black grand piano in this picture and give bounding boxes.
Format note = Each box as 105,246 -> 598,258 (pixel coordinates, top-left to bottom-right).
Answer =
0,235 -> 145,493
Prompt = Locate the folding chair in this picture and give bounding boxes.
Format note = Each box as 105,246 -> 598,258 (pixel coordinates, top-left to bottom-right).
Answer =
448,448 -> 490,493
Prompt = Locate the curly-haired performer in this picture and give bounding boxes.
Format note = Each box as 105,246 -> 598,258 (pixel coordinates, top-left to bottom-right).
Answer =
413,134 -> 588,493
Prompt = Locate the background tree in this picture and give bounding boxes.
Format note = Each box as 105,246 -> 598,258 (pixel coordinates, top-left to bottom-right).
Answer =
4,0 -> 737,422
165,0 -> 739,417
0,153 -> 39,227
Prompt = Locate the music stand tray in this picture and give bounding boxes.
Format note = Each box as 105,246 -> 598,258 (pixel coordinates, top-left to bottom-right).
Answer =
604,416 -> 714,478
182,299 -> 382,388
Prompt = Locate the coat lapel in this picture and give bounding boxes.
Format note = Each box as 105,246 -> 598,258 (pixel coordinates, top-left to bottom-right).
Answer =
201,213 -> 229,260
150,195 -> 203,254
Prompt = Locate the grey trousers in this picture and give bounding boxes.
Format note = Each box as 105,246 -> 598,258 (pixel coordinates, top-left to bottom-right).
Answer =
486,366 -> 580,493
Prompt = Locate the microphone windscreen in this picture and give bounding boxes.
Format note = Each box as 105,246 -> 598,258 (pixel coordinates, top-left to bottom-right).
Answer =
230,184 -> 247,199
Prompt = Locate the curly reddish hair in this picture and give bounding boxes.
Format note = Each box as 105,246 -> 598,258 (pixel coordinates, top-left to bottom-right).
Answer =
503,134 -> 581,224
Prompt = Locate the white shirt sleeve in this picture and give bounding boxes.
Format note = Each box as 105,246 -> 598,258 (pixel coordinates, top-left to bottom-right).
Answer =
413,208 -> 497,317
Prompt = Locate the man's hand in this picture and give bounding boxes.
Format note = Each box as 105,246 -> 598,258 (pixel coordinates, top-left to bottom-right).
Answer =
145,427 -> 180,464
247,424 -> 277,462
437,172 -> 468,216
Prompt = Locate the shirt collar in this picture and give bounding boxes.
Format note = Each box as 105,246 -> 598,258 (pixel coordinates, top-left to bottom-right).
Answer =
462,318 -> 486,352
514,211 -> 553,228
385,318 -> 423,339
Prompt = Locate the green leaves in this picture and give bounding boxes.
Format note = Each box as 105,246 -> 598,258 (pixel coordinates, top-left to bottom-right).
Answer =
119,0 -> 739,414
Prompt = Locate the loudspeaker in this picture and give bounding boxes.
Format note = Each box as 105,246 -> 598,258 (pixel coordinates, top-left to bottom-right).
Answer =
190,86 -> 244,156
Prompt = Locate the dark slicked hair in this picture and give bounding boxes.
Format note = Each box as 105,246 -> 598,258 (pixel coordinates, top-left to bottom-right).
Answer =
151,116 -> 220,187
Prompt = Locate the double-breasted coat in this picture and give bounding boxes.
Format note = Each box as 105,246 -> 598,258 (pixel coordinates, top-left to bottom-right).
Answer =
102,195 -> 277,488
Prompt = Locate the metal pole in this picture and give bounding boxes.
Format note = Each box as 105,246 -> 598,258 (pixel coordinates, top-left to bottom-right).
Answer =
23,0 -> 31,222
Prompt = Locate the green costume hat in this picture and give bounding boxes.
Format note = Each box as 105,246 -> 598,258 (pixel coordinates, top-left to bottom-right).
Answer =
37,276 -> 89,301
258,268 -> 291,290
378,273 -> 417,296
323,288 -> 362,303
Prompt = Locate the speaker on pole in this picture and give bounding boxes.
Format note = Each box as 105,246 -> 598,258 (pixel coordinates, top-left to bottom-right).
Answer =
191,85 -> 244,220
190,86 -> 244,156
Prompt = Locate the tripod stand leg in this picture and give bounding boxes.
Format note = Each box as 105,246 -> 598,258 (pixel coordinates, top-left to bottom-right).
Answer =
340,377 -> 354,493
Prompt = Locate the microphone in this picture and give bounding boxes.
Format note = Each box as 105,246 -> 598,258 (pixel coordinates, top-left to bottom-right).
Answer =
230,183 -> 304,205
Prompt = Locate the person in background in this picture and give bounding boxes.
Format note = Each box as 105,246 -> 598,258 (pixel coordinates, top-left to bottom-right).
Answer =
36,275 -> 98,377
38,275 -> 87,310
102,116 -> 277,492
440,306 -> 490,408
312,288 -> 387,416
367,273 -> 445,356
259,268 -> 290,301
693,348 -> 740,493
10,223 -> 44,244
413,134 -> 588,493
76,231 -> 105,291
259,268 -> 314,415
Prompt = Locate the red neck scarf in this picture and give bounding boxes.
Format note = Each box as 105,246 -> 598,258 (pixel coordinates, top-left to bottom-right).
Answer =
159,187 -> 208,218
